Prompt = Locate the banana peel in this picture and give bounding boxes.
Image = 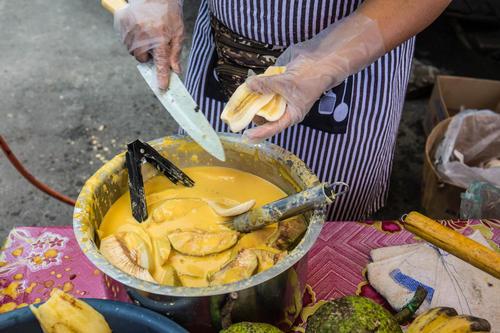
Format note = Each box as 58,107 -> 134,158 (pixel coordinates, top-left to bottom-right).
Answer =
30,289 -> 111,333
221,66 -> 287,132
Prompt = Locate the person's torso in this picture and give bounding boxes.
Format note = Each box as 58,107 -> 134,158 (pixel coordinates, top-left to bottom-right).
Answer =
208,0 -> 363,46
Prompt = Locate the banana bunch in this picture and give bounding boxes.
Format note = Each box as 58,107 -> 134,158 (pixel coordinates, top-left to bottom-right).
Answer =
407,307 -> 491,333
221,66 -> 287,132
30,289 -> 111,333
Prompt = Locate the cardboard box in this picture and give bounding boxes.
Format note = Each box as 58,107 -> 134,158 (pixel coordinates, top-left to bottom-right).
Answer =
422,118 -> 463,218
423,75 -> 500,135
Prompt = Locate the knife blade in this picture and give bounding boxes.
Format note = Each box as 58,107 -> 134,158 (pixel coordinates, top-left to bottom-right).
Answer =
137,62 -> 226,161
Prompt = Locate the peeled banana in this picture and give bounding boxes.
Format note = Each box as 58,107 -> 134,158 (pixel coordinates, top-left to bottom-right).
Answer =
221,66 -> 287,132
407,307 -> 491,333
30,289 -> 112,333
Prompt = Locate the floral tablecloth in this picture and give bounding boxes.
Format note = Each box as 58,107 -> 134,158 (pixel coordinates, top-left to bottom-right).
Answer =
0,226 -> 129,313
1,220 -> 498,328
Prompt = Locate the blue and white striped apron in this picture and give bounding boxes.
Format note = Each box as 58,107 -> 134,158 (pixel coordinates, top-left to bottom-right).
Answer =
185,0 -> 415,221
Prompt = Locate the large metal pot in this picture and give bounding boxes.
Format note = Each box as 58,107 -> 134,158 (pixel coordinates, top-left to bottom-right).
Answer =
73,135 -> 325,332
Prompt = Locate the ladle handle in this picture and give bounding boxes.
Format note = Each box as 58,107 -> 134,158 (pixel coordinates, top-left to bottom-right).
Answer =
232,182 -> 348,232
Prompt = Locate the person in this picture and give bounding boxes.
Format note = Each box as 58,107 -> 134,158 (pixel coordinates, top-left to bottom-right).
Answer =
115,0 -> 451,220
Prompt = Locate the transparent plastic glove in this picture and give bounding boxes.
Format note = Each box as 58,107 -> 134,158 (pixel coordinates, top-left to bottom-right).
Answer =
244,13 -> 386,143
114,0 -> 184,89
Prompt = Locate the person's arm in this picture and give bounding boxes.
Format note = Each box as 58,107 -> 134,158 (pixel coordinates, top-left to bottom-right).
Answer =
359,0 -> 451,52
245,0 -> 451,143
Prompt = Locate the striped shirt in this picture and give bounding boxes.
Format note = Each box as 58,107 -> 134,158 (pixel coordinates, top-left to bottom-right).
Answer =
209,0 -> 361,46
185,0 -> 415,220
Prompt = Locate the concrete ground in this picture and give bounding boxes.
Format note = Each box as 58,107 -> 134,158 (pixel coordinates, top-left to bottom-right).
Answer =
0,0 -> 427,242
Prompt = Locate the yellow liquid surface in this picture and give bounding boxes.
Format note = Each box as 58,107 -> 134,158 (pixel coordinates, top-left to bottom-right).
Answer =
99,166 -> 287,287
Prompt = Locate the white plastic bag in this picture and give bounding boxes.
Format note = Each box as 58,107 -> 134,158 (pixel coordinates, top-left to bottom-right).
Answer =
435,110 -> 500,189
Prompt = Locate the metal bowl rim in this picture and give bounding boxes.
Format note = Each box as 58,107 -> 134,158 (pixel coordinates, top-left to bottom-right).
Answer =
73,134 -> 325,297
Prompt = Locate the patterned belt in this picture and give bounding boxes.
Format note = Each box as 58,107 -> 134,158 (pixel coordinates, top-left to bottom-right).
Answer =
210,15 -> 286,99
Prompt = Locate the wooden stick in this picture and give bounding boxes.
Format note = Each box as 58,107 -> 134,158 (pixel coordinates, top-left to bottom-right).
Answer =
403,211 -> 500,279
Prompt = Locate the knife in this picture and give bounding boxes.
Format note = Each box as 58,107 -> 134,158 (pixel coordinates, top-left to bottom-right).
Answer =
101,0 -> 226,161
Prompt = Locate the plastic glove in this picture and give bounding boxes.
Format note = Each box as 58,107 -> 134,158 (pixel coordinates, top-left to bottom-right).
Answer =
114,0 -> 184,89
244,12 -> 386,142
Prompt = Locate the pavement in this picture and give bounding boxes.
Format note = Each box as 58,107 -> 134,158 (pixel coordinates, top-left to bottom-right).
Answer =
0,0 -> 432,242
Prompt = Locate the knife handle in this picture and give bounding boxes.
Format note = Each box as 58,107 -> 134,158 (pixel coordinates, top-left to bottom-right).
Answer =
101,0 -> 128,14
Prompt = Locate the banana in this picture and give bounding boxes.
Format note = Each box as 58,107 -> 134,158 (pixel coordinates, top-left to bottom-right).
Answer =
408,307 -> 491,333
30,289 -> 112,333
221,66 -> 287,132
221,83 -> 275,132
430,315 -> 491,333
408,307 -> 458,333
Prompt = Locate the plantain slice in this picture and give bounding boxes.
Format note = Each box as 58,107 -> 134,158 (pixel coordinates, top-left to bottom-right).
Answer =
167,229 -> 239,256
255,66 -> 287,122
253,248 -> 287,272
152,265 -> 179,286
268,217 -> 307,250
204,198 -> 256,217
221,83 -> 274,132
209,249 -> 258,286
150,236 -> 171,267
256,94 -> 286,121
221,66 -> 287,132
30,289 -> 112,333
100,235 -> 155,283
168,250 -> 232,280
178,274 -> 209,288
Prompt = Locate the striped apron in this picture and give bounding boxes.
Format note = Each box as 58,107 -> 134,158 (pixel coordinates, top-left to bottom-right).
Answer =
185,0 -> 415,221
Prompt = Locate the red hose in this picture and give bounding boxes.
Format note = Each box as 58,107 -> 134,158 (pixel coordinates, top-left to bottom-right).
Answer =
0,135 -> 76,206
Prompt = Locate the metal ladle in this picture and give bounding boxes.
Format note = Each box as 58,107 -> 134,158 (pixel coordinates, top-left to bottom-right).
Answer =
224,182 -> 349,232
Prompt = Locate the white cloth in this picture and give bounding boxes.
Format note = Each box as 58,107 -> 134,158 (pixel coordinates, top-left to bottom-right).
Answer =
367,231 -> 499,328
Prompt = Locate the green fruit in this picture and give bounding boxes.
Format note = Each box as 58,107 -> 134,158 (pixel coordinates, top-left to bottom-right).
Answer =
306,296 -> 402,333
220,322 -> 283,333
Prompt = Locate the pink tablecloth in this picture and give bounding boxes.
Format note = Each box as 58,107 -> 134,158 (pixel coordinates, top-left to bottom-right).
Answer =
306,220 -> 499,299
1,220 -> 498,320
290,219 -> 500,331
0,226 -> 129,313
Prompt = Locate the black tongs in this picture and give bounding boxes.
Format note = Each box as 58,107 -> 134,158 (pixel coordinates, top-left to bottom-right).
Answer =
125,139 -> 194,222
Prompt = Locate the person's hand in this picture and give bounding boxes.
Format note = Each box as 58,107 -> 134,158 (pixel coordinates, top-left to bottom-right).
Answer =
244,13 -> 386,143
114,0 -> 184,89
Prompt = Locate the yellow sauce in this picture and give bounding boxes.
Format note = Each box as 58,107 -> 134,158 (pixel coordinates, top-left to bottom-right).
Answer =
99,166 -> 287,287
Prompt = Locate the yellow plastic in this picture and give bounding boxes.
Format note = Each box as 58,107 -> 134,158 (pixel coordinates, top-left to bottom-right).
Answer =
101,0 -> 127,14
